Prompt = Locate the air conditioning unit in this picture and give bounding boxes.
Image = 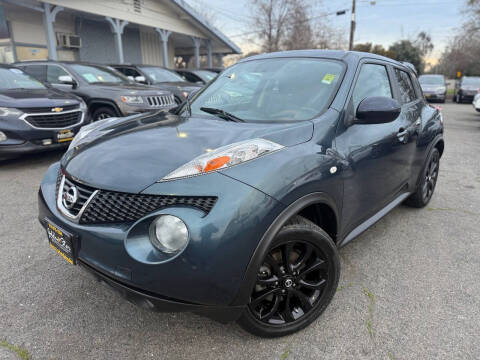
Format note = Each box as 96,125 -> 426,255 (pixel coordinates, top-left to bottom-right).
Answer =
56,33 -> 82,48
67,35 -> 81,48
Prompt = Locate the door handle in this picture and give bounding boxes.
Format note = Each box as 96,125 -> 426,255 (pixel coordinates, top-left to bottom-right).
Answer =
397,128 -> 408,143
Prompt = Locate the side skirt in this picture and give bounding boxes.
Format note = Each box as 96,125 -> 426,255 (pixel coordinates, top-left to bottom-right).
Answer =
338,192 -> 411,247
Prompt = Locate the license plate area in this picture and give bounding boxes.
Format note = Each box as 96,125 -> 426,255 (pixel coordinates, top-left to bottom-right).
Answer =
57,129 -> 74,143
45,219 -> 77,264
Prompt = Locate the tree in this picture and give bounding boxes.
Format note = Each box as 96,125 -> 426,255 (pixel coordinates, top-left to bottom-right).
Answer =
353,43 -> 395,58
251,0 -> 291,52
388,40 -> 424,73
249,0 -> 346,52
282,0 -> 315,50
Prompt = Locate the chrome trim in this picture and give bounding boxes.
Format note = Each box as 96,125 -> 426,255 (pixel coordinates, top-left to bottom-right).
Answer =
57,175 -> 98,223
20,109 -> 85,130
145,95 -> 175,107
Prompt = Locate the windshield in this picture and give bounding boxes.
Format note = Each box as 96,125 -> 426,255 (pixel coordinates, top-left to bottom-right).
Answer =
195,70 -> 217,82
0,67 -> 45,90
70,64 -> 128,84
140,66 -> 185,83
462,77 -> 480,86
419,75 -> 444,85
190,58 -> 344,122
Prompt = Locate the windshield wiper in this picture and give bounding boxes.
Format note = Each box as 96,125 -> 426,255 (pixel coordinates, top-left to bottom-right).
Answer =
200,107 -> 244,122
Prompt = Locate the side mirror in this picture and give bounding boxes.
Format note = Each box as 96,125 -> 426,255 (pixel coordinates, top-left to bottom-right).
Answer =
355,96 -> 401,124
127,75 -> 134,81
58,75 -> 77,89
135,76 -> 147,84
196,81 -> 204,85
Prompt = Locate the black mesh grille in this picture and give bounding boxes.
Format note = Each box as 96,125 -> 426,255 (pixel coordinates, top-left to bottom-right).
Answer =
20,104 -> 79,113
80,191 -> 217,224
25,111 -> 82,128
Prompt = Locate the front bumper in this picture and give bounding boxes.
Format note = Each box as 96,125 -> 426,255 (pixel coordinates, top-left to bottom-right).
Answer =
78,257 -> 244,323
424,92 -> 446,101
0,114 -> 85,159
38,162 -> 284,318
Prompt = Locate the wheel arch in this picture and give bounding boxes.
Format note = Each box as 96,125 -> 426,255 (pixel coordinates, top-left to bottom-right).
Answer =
87,99 -> 122,117
434,137 -> 444,158
231,192 -> 340,306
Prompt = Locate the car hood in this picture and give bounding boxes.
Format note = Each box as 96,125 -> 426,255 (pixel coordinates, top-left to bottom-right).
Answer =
421,84 -> 444,91
63,112 -> 313,193
154,81 -> 202,90
461,85 -> 480,91
90,83 -> 171,95
0,88 -> 79,108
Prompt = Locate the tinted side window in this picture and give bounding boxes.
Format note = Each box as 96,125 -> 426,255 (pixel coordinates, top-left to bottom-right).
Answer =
23,65 -> 47,82
181,72 -> 200,83
116,67 -> 140,77
47,65 -> 69,83
395,69 -> 416,103
352,63 -> 392,110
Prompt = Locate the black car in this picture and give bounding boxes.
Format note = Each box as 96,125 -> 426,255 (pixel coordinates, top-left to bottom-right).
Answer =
454,76 -> 480,103
0,65 -> 87,160
38,50 -> 444,337
418,74 -> 447,103
15,61 -> 176,121
175,69 -> 217,85
111,64 -> 202,104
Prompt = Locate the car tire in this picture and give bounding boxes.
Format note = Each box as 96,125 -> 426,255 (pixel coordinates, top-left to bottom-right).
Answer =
405,148 -> 440,208
237,215 -> 340,338
92,106 -> 119,121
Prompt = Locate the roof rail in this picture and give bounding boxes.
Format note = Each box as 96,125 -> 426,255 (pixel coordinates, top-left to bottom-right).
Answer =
402,62 -> 417,75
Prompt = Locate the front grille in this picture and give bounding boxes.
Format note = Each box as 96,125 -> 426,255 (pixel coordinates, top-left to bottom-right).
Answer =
80,191 -> 217,224
61,176 -> 97,216
25,111 -> 82,129
20,104 -> 79,113
57,174 -> 217,224
145,95 -> 175,107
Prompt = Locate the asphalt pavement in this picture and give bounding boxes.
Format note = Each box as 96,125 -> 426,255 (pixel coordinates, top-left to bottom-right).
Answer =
1,102 -> 479,359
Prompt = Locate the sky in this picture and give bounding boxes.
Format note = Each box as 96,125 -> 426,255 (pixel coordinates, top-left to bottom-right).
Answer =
186,0 -> 467,65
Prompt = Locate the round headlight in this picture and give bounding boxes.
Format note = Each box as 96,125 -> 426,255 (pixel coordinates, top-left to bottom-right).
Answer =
149,215 -> 189,253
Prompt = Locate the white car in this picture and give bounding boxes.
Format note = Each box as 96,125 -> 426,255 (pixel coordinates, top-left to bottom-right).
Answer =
473,93 -> 480,112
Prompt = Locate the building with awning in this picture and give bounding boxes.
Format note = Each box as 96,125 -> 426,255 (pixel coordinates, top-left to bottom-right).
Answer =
0,0 -> 241,68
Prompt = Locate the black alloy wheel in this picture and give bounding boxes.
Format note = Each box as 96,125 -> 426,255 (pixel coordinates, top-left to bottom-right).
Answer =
405,147 -> 440,208
238,216 -> 340,337
249,240 -> 328,324
421,149 -> 439,203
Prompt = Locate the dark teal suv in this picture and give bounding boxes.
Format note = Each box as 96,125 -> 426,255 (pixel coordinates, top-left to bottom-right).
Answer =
38,50 -> 444,337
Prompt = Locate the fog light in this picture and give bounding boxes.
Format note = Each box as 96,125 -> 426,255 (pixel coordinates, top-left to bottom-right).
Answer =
149,215 -> 188,253
42,139 -> 53,145
0,131 -> 6,142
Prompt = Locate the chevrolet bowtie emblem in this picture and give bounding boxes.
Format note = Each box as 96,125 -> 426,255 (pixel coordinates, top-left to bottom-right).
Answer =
51,107 -> 63,112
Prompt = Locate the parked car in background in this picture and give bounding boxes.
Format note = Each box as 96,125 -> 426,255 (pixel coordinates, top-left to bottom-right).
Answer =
15,61 -> 176,121
38,50 -> 444,337
175,68 -> 217,84
111,64 -> 202,104
454,76 -> 480,103
0,65 -> 87,160
418,74 -> 447,103
472,93 -> 480,112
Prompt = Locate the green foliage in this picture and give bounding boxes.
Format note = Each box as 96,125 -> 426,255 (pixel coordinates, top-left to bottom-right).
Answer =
353,31 -> 433,74
0,339 -> 31,360
388,40 -> 424,73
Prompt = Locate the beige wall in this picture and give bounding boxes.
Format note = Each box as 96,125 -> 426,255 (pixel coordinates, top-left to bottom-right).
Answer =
44,0 -> 209,39
140,29 -> 175,67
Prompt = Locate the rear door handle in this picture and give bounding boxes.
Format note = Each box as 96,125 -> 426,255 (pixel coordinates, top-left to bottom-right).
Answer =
397,128 -> 408,143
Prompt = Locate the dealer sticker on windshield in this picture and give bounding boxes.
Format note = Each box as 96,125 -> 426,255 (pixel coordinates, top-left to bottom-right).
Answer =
322,73 -> 336,84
